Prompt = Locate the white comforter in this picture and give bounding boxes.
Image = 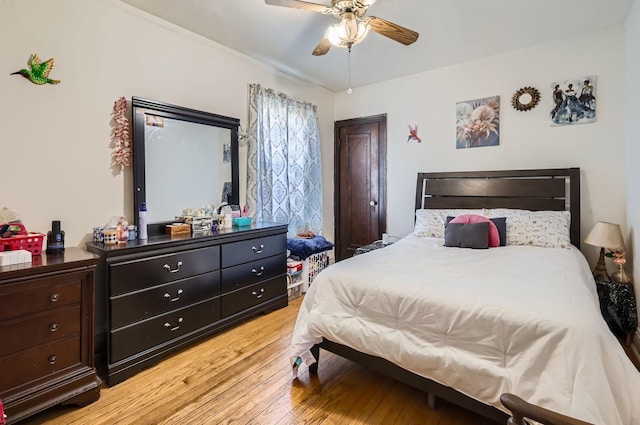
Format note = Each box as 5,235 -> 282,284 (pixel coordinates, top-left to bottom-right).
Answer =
290,235 -> 640,424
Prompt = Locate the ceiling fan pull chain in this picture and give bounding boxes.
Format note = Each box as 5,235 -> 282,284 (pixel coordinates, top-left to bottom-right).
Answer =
347,47 -> 353,95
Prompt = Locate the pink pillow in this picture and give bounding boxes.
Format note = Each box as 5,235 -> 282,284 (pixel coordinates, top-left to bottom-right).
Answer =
449,214 -> 499,247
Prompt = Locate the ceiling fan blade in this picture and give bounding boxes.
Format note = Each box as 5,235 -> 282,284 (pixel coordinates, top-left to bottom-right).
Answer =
357,0 -> 378,6
264,0 -> 331,13
367,16 -> 419,45
312,38 -> 332,56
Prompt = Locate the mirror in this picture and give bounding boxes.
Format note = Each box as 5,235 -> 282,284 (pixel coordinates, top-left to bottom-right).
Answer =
518,93 -> 533,105
132,97 -> 239,235
511,86 -> 541,112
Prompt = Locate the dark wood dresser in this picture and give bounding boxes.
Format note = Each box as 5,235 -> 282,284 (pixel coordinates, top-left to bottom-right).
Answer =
86,222 -> 288,386
0,248 -> 101,424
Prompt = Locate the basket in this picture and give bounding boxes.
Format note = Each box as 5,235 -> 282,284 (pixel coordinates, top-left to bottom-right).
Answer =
302,251 -> 331,291
0,233 -> 45,255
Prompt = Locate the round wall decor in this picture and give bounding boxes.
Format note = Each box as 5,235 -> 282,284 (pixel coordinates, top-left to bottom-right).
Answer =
511,86 -> 541,112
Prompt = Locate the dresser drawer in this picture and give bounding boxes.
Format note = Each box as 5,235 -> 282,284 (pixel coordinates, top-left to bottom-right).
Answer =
110,271 -> 220,330
110,245 -> 220,295
221,234 -> 286,268
0,278 -> 81,322
221,254 -> 286,294
0,306 -> 80,356
110,298 -> 221,363
0,337 -> 81,391
221,275 -> 286,318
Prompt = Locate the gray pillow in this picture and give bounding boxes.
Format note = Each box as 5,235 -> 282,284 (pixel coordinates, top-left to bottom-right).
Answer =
444,222 -> 490,249
446,215 -> 507,246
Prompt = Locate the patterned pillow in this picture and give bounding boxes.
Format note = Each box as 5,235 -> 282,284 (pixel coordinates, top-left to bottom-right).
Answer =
414,209 -> 486,238
487,209 -> 571,248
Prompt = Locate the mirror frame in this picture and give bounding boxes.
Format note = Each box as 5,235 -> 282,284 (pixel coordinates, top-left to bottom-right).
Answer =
132,96 -> 240,236
511,86 -> 541,112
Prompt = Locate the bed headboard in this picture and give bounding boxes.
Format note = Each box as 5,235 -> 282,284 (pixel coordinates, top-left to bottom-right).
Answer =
415,168 -> 581,247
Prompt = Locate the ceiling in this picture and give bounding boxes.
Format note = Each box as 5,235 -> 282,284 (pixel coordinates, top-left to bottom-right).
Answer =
120,0 -> 634,92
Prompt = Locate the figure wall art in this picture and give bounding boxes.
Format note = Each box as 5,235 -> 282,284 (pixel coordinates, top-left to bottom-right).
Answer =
550,76 -> 596,126
456,96 -> 500,149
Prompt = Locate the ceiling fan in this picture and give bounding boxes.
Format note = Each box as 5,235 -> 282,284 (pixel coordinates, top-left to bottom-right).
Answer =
264,0 -> 419,56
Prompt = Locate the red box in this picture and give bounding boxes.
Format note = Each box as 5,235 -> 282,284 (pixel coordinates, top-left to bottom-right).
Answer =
0,233 -> 45,255
287,260 -> 303,274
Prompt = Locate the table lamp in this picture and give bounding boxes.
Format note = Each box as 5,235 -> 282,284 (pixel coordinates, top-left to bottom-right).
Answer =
584,221 -> 630,283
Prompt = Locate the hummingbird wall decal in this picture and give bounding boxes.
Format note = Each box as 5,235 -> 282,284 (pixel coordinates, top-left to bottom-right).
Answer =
407,124 -> 422,143
11,54 -> 60,85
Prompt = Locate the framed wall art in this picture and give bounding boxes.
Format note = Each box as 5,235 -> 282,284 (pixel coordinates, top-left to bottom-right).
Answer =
550,76 -> 596,126
456,96 -> 500,149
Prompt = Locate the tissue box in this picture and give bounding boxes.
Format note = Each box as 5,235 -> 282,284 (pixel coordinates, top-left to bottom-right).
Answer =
0,249 -> 32,266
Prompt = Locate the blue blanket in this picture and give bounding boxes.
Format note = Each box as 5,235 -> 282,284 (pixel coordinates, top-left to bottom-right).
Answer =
287,236 -> 334,260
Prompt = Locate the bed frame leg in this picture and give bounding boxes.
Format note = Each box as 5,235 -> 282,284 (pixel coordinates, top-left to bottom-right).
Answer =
427,393 -> 437,410
309,344 -> 320,375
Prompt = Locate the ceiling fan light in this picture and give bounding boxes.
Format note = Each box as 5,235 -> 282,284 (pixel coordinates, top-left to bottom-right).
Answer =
326,17 -> 369,48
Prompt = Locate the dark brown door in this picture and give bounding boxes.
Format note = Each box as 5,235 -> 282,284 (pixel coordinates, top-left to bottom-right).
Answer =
334,114 -> 387,261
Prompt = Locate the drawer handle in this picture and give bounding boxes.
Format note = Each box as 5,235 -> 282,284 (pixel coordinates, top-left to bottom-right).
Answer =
164,317 -> 184,331
163,261 -> 183,273
251,244 -> 264,254
164,289 -> 184,302
48,355 -> 57,365
49,323 -> 59,332
251,266 -> 265,277
252,288 -> 265,299
50,293 -> 60,302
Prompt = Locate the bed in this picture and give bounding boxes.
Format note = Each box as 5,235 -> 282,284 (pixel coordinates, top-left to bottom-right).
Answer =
289,168 -> 640,425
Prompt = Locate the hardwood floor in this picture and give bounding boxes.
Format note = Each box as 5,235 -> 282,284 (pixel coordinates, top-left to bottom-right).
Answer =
18,297 -> 497,425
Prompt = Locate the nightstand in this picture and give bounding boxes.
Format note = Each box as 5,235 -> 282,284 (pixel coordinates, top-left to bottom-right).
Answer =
595,278 -> 638,346
354,241 -> 388,256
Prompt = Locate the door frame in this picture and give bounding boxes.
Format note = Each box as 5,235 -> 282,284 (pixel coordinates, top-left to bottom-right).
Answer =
334,114 -> 387,260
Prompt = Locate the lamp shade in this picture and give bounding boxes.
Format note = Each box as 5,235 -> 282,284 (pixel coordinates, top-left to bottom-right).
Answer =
584,221 -> 625,251
326,13 -> 369,48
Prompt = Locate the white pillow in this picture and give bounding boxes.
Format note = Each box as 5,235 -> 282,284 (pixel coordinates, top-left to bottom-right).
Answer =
487,208 -> 571,248
414,209 -> 486,238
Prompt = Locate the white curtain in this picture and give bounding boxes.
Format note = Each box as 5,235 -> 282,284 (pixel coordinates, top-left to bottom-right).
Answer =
247,84 -> 323,237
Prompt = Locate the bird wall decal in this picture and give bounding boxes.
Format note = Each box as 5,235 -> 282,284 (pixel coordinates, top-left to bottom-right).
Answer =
407,124 -> 422,143
11,54 -> 60,85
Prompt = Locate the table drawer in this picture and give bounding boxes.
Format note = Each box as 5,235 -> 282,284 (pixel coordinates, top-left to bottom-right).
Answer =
110,298 -> 221,363
0,337 -> 81,391
110,271 -> 220,329
221,275 -> 286,318
221,234 -> 286,268
0,306 -> 81,356
0,278 -> 81,321
110,245 -> 220,295
221,254 -> 286,294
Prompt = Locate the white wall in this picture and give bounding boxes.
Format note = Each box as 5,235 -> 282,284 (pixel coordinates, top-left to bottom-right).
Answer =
334,29 -> 627,267
0,0 -> 631,274
0,0 -> 334,247
625,0 -> 640,344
